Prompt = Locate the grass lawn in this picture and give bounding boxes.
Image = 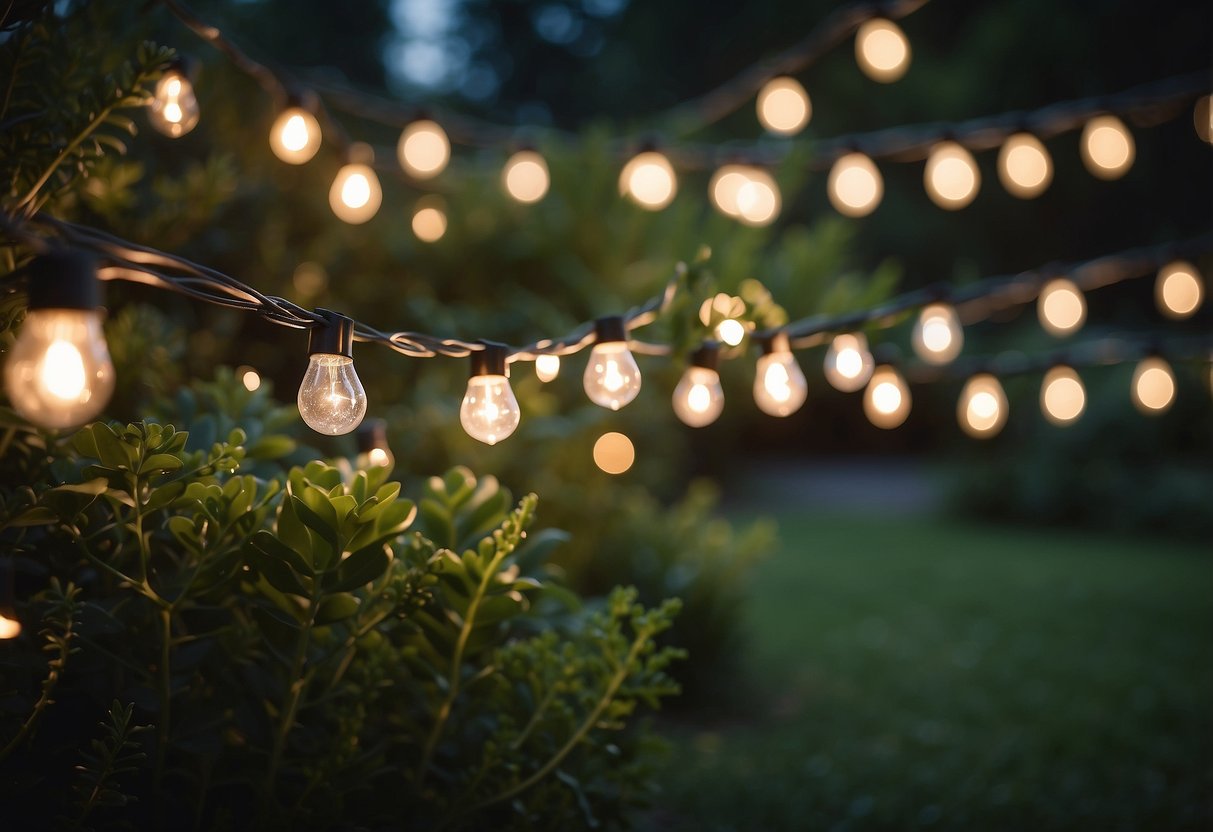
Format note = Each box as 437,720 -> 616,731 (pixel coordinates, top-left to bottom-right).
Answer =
643,509 -> 1212,831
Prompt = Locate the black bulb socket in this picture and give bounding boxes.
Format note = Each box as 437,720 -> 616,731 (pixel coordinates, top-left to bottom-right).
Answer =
690,341 -> 721,372
470,341 -> 510,377
757,331 -> 791,356
594,315 -> 628,345
27,250 -> 102,311
308,309 -> 355,358
356,418 -> 389,454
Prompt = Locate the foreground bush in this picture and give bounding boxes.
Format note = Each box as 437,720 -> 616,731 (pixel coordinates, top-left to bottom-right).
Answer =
0,418 -> 682,830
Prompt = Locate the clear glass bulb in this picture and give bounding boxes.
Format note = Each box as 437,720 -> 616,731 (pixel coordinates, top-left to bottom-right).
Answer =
270,107 -> 321,164
673,366 -> 724,427
534,354 -> 560,382
998,133 -> 1052,199
924,141 -> 980,209
1040,366 -> 1086,426
5,309 -> 115,429
824,333 -> 875,392
958,374 -> 1008,438
461,374 -> 520,445
148,70 -> 199,138
754,351 -> 807,417
329,163 -> 382,224
297,354 -> 367,435
863,366 -> 911,429
583,342 -> 642,410
828,153 -> 883,217
912,303 -> 964,364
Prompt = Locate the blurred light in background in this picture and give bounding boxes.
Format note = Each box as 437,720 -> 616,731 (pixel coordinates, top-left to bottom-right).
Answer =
912,303 -> 964,365
864,365 -> 911,428
1131,357 -> 1176,414
619,151 -> 677,209
593,431 -> 635,474
1155,261 -> 1204,319
673,366 -> 725,427
398,119 -> 450,178
329,144 -> 382,223
1081,115 -> 1135,180
0,612 -> 19,639
412,197 -> 448,242
753,350 -> 808,417
824,333 -> 875,392
854,18 -> 910,83
828,153 -> 883,217
735,170 -> 781,226
1041,365 -> 1086,425
714,318 -> 746,346
1196,95 -> 1213,143
924,141 -> 980,209
958,374 -> 1008,438
998,133 -> 1053,199
534,354 -> 560,382
756,76 -> 811,135
502,150 -> 550,203
269,107 -> 322,164
239,367 -> 261,391
1038,278 -> 1086,337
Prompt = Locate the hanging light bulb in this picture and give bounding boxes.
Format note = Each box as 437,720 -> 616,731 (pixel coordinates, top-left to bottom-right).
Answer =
502,149 -> 550,203
735,169 -> 781,226
412,196 -> 448,242
1195,95 -> 1213,144
0,610 -> 18,639
4,252 -> 115,429
1131,356 -> 1176,415
534,354 -> 561,383
824,332 -> 875,392
864,365 -> 911,429
147,60 -> 199,138
912,303 -> 964,365
1038,278 -> 1086,337
997,133 -> 1053,199
756,76 -> 811,135
329,143 -> 382,224
356,418 -> 394,470
828,152 -> 883,217
593,431 -> 636,475
1081,115 -> 1134,180
715,318 -> 747,346
709,165 -> 752,217
1040,365 -> 1086,426
297,310 -> 367,436
583,316 -> 642,410
619,150 -> 677,210
753,332 -> 807,417
673,343 -> 725,427
461,343 -> 521,445
958,374 -> 1008,438
924,141 -> 980,209
238,366 -> 261,391
269,100 -> 322,164
1155,260 -> 1204,319
854,18 -> 911,83
398,118 -> 450,179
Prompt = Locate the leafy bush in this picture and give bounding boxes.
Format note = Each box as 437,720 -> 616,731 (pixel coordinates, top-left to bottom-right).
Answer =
0,415 -> 683,830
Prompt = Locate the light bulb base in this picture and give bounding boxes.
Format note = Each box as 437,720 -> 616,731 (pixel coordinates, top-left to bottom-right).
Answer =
757,330 -> 791,355
356,417 -> 389,454
27,251 -> 102,311
690,341 -> 720,371
594,315 -> 628,344
308,309 -> 355,358
470,341 -> 510,377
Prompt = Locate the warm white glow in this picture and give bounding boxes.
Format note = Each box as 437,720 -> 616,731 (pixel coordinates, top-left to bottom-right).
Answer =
958,374 -> 1008,438
1132,357 -> 1176,414
583,342 -> 642,410
1196,95 -> 1213,144
0,613 -> 19,639
1038,278 -> 1086,337
864,365 -> 910,429
270,107 -> 322,164
754,351 -> 808,417
828,153 -> 883,217
241,369 -> 261,392
502,150 -> 550,203
998,133 -> 1053,198
756,76 -> 811,135
1156,261 -> 1204,319
1081,115 -> 1134,180
367,447 -> 391,467
710,166 -> 751,217
855,18 -> 910,82
593,431 -> 635,475
460,375 -> 520,445
1041,366 -> 1086,425
924,142 -> 980,209
534,354 -> 561,382
5,309 -> 114,429
619,151 -> 677,209
824,333 -> 874,392
715,318 -> 747,346
735,170 -> 781,226
329,162 -> 382,224
412,204 -> 448,242
673,366 -> 724,427
148,70 -> 199,138
912,304 -> 963,365
297,353 -> 367,435
398,119 -> 450,178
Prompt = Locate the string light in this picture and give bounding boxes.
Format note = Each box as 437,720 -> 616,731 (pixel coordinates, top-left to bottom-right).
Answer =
297,310 -> 367,436
958,374 -> 1008,438
148,61 -> 199,138
460,343 -> 520,445
397,119 -> 450,179
673,343 -> 725,427
1038,278 -> 1086,337
864,365 -> 911,429
329,143 -> 382,224
715,318 -> 747,346
756,76 -> 811,136
1131,356 -> 1176,414
912,303 -> 963,365
502,150 -> 550,203
1081,115 -> 1135,180
997,133 -> 1053,199
269,104 -> 322,164
356,418 -> 394,469
239,366 -> 261,391
619,151 -> 677,210
735,169 -> 781,226
534,354 -> 561,382
412,197 -> 448,243
593,431 -> 635,475
709,165 -> 752,218
753,332 -> 807,417
0,612 -> 18,639
924,141 -> 980,209
827,153 -> 883,217
583,316 -> 642,411
854,18 -> 911,83
1155,260 -> 1204,319
1040,365 -> 1086,425
4,252 -> 115,429
824,332 -> 875,392
1196,95 -> 1213,144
